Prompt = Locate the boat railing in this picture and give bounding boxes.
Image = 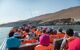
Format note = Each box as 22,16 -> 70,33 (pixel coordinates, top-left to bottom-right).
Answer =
0,38 -> 7,50
0,38 -> 39,50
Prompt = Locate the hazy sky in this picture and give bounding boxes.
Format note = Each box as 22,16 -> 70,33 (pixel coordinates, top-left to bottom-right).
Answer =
0,0 -> 80,24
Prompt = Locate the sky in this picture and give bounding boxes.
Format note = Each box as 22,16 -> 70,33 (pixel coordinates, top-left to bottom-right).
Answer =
0,0 -> 80,24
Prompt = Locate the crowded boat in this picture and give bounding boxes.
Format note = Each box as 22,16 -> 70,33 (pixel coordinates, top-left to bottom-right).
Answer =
6,24 -> 80,50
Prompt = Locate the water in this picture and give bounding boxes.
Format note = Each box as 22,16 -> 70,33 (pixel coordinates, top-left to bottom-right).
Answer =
40,25 -> 80,32
0,27 -> 12,45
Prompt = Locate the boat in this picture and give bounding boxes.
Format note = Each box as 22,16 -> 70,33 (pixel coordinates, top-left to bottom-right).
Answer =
0,38 -> 7,50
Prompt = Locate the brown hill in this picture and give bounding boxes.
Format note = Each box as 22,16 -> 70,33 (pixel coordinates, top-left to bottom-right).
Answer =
29,6 -> 80,23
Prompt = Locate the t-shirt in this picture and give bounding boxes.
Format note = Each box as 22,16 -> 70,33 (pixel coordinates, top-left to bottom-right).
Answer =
61,37 -> 80,50
35,44 -> 54,50
68,38 -> 80,50
6,37 -> 21,48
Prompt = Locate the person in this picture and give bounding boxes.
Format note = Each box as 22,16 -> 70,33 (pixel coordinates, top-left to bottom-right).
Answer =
6,33 -> 21,50
49,30 -> 58,44
35,34 -> 54,50
60,28 -> 77,50
8,30 -> 15,37
28,30 -> 36,40
42,29 -> 46,34
74,32 -> 79,37
57,28 -> 65,39
46,28 -> 52,34
54,28 -> 66,50
8,28 -> 17,37
67,37 -> 80,50
35,28 -> 42,36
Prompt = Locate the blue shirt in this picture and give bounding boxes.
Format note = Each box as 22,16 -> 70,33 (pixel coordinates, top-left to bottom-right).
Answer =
6,37 -> 21,48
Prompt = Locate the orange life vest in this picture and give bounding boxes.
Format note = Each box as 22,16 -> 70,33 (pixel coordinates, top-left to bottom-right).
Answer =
35,44 -> 54,50
35,30 -> 42,36
57,32 -> 65,38
50,34 -> 58,43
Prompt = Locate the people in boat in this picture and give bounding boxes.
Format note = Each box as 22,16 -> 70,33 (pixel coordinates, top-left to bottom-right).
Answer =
57,28 -> 65,39
7,23 -> 80,50
49,30 -> 58,44
16,28 -> 23,34
6,33 -> 22,50
28,29 -> 36,40
60,28 -> 78,50
46,28 -> 52,35
74,32 -> 79,37
35,28 -> 42,36
21,27 -> 38,44
53,29 -> 65,50
8,27 -> 17,37
35,34 -> 54,50
42,29 -> 46,34
22,28 -> 37,44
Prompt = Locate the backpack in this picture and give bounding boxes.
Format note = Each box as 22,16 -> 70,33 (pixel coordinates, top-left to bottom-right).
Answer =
54,39 -> 63,50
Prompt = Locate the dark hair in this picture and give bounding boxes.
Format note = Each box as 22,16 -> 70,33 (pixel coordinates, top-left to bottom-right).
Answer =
25,29 -> 29,33
49,29 -> 54,35
42,29 -> 46,33
53,30 -> 57,35
59,28 -> 63,32
9,31 -> 14,37
66,28 -> 74,36
23,24 -> 27,26
31,26 -> 36,29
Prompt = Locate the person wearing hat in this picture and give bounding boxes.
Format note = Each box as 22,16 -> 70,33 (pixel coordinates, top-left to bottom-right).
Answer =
35,34 -> 54,50
6,33 -> 21,50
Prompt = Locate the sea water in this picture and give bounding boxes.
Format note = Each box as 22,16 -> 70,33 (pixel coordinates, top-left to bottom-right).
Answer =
0,27 -> 12,45
40,25 -> 80,32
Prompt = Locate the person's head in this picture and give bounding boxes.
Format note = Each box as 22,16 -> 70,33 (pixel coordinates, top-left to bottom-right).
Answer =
58,28 -> 63,32
9,31 -> 15,37
31,27 -> 37,33
25,28 -> 30,33
49,29 -> 54,35
74,32 -> 79,37
46,28 -> 52,34
40,34 -> 50,46
12,27 -> 18,32
66,28 -> 74,37
17,28 -> 23,33
36,28 -> 40,31
53,30 -> 57,35
23,24 -> 27,27
42,29 -> 46,33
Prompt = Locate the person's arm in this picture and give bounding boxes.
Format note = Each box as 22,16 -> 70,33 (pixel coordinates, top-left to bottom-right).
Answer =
60,39 -> 67,50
